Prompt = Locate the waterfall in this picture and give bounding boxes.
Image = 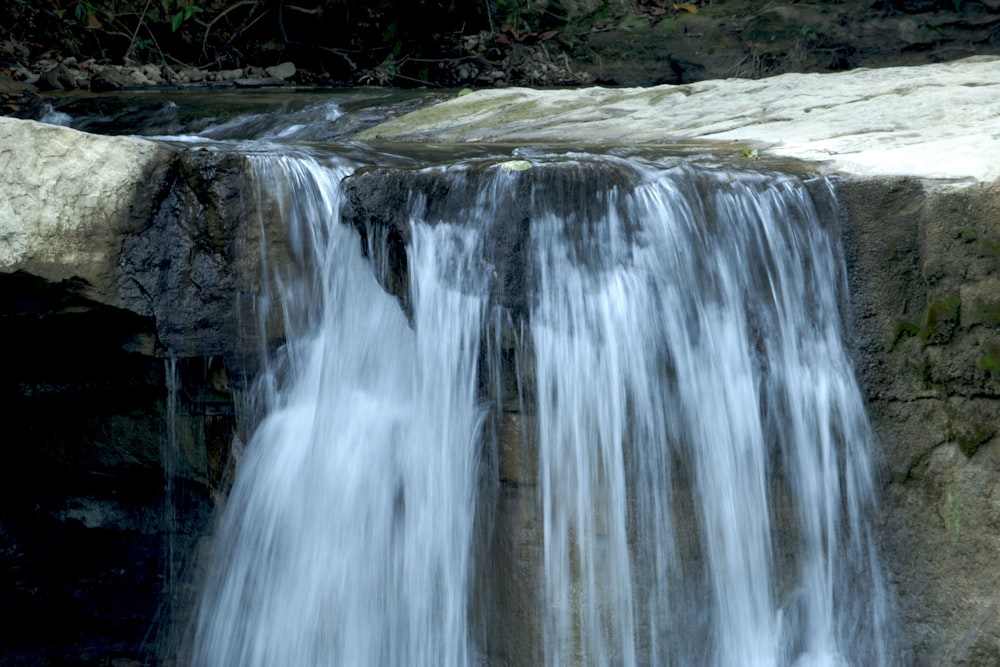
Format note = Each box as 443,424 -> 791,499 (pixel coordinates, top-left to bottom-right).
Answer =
191,152 -> 488,666
529,163 -> 888,666
190,150 -> 891,666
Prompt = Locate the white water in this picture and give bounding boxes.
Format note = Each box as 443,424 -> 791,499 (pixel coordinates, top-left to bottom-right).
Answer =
190,152 -> 890,666
531,165 -> 888,666
192,154 -> 488,666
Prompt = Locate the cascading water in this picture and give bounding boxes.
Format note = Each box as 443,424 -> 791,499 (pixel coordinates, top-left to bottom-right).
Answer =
191,153 -> 488,666
189,145 -> 891,666
528,164 -> 889,666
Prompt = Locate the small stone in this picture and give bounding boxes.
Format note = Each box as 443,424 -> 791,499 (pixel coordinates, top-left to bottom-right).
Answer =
265,62 -> 296,80
217,68 -> 244,81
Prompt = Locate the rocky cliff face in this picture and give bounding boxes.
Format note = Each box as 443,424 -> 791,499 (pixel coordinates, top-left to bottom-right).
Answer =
840,177 -> 1000,664
0,118 -> 270,664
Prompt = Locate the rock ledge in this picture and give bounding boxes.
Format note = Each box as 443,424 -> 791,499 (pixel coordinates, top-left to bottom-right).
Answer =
360,56 -> 1000,184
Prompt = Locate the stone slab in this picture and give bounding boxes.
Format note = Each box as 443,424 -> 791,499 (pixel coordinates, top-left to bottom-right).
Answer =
359,56 -> 1000,184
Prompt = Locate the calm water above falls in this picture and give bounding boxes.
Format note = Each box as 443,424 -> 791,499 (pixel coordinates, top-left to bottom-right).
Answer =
187,143 -> 892,666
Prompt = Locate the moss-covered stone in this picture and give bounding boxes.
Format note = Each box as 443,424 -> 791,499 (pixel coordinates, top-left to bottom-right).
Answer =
974,237 -> 1000,273
967,300 -> 1000,328
978,342 -> 1000,375
953,225 -> 977,243
947,409 -> 995,457
919,293 -> 961,345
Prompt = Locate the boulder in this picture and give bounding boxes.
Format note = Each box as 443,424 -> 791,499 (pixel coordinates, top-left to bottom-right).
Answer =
265,61 -> 296,79
0,117 -> 275,359
37,63 -> 79,91
90,66 -> 135,92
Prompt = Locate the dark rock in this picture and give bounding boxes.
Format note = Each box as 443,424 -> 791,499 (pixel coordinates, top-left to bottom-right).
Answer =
0,71 -> 32,95
0,271 -> 218,666
840,176 -> 1000,664
37,63 -> 78,91
342,159 -> 637,320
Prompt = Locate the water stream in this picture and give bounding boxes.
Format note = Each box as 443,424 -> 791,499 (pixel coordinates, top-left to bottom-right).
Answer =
70,97 -> 893,665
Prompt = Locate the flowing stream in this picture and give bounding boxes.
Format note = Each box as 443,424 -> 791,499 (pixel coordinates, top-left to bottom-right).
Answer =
138,99 -> 895,666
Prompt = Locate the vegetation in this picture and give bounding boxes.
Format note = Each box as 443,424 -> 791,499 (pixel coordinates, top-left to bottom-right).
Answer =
0,0 -> 493,83
2,0 -> 999,87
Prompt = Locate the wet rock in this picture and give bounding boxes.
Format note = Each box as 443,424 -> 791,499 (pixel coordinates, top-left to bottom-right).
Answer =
0,71 -> 31,94
10,66 -> 39,84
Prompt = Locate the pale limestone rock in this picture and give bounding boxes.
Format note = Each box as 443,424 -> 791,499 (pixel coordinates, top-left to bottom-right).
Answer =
217,68 -> 245,81
0,117 -> 171,297
359,56 -> 1000,183
265,62 -> 296,79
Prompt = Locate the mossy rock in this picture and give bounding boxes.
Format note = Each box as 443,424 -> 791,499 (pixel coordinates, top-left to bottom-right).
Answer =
953,225 -> 977,243
919,293 -> 961,345
978,342 -> 1000,375
967,300 -> 1000,328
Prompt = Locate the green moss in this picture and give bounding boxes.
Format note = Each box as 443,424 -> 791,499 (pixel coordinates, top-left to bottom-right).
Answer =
919,355 -> 935,388
974,237 -> 1000,260
953,225 -> 977,243
888,318 -> 919,350
919,293 -> 961,345
969,236 -> 1000,274
969,300 -> 1000,328
922,262 -> 945,285
945,484 -> 961,545
955,425 -> 992,457
977,342 -> 1000,374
